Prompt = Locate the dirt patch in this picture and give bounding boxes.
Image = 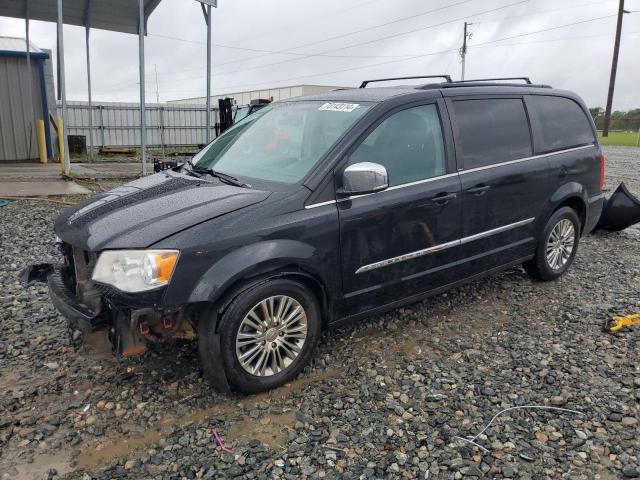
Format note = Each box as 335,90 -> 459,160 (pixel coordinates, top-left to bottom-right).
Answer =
74,368 -> 339,470
228,410 -> 296,449
12,453 -> 72,480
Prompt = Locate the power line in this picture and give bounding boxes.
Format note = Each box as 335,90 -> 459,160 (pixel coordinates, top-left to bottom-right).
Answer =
144,0 -> 531,85
469,29 -> 638,49
202,13 -> 619,93
212,0 -> 531,78
94,18 -> 636,96
262,0 -> 477,55
147,11 -> 617,89
223,0 -> 385,48
148,0 -> 478,70
146,0 -> 614,80
473,0 -> 615,25
149,33 -> 424,59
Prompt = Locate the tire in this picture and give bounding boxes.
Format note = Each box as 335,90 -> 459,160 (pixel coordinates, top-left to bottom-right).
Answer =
200,278 -> 321,394
523,206 -> 581,281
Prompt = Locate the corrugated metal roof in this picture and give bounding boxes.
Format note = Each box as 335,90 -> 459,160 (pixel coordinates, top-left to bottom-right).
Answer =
0,36 -> 43,53
0,0 -> 163,35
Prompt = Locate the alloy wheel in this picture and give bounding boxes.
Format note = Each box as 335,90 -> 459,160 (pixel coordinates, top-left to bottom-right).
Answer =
235,295 -> 308,377
545,219 -> 576,270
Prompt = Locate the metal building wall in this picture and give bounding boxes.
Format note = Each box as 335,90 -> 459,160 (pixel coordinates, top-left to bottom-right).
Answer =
0,56 -> 43,161
63,102 -> 218,148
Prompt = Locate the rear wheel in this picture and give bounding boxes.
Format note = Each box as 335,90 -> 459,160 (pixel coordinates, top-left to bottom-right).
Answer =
523,207 -> 580,281
202,279 -> 321,394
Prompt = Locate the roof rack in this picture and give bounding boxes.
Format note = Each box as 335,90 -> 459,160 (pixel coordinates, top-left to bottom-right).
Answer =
360,75 -> 452,88
418,77 -> 551,90
455,77 -> 533,84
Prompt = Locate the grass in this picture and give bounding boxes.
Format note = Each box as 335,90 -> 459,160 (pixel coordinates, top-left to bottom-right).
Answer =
597,130 -> 640,147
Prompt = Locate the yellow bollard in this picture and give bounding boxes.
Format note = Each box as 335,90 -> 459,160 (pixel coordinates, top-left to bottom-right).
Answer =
57,117 -> 65,173
36,119 -> 47,164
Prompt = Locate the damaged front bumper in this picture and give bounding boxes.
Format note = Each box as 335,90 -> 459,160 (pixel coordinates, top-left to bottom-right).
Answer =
48,267 -> 107,332
21,262 -> 195,356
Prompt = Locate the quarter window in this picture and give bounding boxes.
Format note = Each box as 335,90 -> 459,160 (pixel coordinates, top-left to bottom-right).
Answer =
347,104 -> 446,187
452,98 -> 532,169
527,95 -> 595,152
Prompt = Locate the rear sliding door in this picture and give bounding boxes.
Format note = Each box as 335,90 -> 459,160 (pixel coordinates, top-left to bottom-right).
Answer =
447,96 -> 553,274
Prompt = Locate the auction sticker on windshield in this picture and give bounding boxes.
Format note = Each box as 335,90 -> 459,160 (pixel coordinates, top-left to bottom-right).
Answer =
318,102 -> 360,112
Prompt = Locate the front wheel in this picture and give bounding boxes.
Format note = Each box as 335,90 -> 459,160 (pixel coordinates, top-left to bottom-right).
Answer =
523,207 -> 580,281
200,279 -> 321,394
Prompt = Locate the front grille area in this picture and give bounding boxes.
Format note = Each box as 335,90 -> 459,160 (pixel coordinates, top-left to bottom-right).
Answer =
59,242 -> 102,314
59,242 -> 77,293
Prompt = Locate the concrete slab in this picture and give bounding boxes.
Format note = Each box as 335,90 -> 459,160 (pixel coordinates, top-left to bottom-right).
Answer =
0,162 -> 142,181
0,181 -> 90,196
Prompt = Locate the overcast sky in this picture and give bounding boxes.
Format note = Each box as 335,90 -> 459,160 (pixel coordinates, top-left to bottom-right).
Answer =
1,0 -> 638,108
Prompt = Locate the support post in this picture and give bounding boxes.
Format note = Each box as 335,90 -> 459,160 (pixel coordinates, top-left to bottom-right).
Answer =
603,0 -> 627,137
25,1 -> 35,161
57,0 -> 70,175
99,105 -> 105,148
85,2 -> 94,161
138,0 -> 147,175
206,4 -> 212,143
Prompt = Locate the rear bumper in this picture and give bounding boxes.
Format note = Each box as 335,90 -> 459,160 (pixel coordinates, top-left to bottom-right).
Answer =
596,183 -> 640,232
47,269 -> 106,332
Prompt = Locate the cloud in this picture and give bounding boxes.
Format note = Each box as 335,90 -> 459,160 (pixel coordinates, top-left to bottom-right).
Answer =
1,0 -> 638,108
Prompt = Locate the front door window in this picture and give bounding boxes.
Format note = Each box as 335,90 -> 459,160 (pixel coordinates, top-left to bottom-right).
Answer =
347,104 -> 446,186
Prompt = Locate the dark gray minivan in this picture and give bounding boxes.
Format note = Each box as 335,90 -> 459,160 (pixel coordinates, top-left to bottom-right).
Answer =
28,76 -> 605,393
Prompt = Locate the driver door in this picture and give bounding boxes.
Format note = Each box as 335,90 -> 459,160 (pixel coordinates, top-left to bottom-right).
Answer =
337,100 -> 462,317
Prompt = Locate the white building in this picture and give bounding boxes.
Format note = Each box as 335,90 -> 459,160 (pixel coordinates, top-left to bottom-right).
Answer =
168,84 -> 349,106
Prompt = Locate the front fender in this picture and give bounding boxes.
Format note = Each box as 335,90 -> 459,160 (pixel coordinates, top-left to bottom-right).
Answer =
188,239 -> 318,304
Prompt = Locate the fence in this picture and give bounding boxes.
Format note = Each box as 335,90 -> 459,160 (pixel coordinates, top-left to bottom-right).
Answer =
60,101 -> 220,149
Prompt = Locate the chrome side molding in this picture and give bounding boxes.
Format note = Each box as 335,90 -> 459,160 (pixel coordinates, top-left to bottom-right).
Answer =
355,217 -> 535,274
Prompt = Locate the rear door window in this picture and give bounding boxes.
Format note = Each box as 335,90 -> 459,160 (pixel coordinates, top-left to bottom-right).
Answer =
527,95 -> 595,152
451,98 -> 532,169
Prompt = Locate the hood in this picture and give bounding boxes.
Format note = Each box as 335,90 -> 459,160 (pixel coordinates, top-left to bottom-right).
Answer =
55,171 -> 271,251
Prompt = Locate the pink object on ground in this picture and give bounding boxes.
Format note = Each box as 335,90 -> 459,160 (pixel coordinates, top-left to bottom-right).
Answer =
212,429 -> 233,454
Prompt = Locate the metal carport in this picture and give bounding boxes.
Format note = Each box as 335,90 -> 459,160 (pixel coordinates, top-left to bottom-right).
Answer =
0,0 -> 167,175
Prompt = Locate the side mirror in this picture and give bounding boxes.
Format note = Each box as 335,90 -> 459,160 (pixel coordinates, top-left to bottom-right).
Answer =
340,162 -> 389,195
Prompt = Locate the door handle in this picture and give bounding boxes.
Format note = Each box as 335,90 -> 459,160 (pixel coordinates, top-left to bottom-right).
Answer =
467,184 -> 491,195
430,192 -> 457,205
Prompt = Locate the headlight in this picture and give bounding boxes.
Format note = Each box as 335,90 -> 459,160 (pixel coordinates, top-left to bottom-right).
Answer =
92,250 -> 179,293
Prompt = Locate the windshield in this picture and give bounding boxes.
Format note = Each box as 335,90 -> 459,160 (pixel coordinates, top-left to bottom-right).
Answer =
234,106 -> 250,123
192,101 -> 371,184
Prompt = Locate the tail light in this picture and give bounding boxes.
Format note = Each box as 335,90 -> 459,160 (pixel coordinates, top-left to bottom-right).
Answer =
599,152 -> 606,190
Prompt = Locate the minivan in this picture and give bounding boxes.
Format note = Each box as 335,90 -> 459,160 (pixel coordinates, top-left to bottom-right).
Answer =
27,76 -> 606,393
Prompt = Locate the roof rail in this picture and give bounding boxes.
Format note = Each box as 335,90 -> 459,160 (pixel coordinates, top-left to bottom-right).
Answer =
360,75 -> 452,88
456,77 -> 532,84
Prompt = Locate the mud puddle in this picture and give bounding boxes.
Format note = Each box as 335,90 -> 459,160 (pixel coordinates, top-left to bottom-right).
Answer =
11,453 -> 72,480
227,410 -> 296,449
74,368 -> 339,471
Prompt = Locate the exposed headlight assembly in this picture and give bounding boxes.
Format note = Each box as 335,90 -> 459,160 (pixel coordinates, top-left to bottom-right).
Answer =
92,250 -> 179,293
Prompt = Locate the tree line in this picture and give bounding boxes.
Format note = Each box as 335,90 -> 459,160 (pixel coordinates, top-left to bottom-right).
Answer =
589,108 -> 640,131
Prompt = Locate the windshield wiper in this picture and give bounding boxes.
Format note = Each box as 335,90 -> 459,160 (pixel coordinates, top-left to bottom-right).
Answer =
191,165 -> 250,188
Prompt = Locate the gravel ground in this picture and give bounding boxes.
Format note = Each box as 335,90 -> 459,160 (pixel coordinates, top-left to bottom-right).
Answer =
1,147 -> 638,480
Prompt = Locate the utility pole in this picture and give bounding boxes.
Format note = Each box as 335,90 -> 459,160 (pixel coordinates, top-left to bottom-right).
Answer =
154,64 -> 160,104
603,0 -> 629,137
460,22 -> 472,81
